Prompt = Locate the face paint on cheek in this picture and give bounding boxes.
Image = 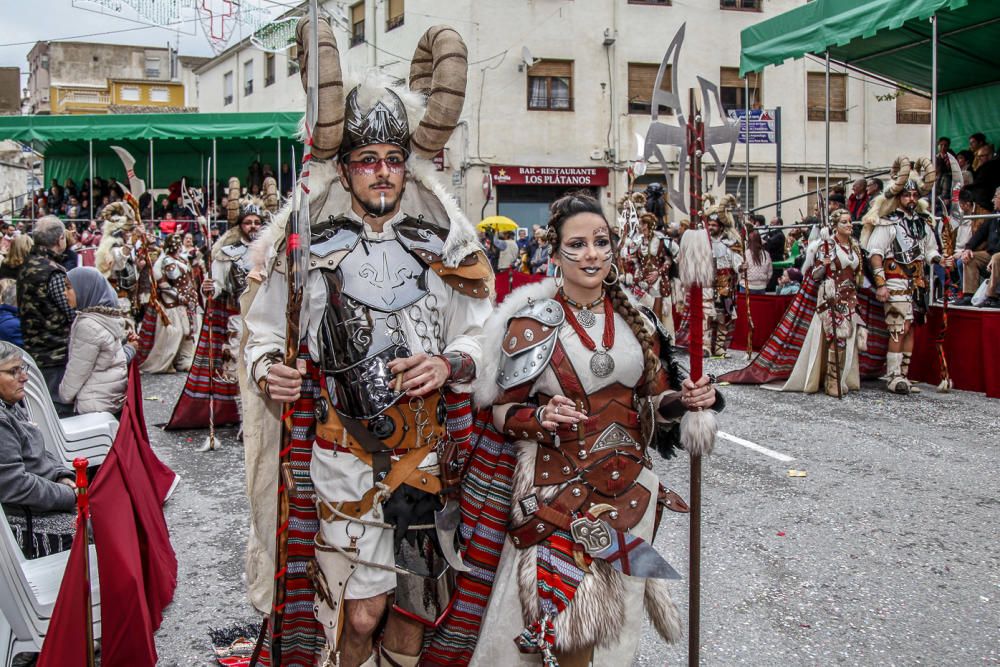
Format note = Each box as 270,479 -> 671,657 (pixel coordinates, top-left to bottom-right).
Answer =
348,163 -> 379,176
559,247 -> 583,263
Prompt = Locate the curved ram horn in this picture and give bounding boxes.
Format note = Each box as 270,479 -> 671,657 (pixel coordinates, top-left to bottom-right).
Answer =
227,177 -> 241,226
408,26 -> 468,159
912,156 -> 936,196
296,16 -> 344,160
262,176 -> 279,213
885,156 -> 912,198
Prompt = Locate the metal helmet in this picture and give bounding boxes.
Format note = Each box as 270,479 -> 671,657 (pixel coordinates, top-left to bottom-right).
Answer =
902,179 -> 921,194
340,86 -> 411,159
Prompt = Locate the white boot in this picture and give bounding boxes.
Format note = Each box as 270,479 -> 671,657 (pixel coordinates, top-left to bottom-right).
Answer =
901,353 -> 921,393
885,352 -> 910,395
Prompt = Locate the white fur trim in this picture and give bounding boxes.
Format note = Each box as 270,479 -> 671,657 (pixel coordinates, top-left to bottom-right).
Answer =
644,578 -> 683,643
678,229 -> 714,288
680,408 -> 717,457
471,279 -> 558,408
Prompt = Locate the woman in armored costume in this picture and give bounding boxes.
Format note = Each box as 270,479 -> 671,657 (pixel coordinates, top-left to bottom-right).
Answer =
140,233 -> 199,373
772,210 -> 867,396
471,192 -> 721,667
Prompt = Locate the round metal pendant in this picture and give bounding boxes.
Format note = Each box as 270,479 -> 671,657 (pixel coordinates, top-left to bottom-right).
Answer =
576,308 -> 597,328
590,351 -> 615,378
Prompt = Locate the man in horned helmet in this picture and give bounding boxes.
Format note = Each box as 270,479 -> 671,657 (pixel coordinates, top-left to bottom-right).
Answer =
94,199 -> 141,312
863,156 -> 951,394
244,19 -> 491,667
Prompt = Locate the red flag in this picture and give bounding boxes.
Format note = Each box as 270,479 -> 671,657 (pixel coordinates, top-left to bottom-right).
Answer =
37,361 -> 178,666
36,511 -> 92,667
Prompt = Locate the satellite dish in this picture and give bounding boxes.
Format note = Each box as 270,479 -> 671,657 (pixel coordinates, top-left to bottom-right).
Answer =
519,46 -> 539,72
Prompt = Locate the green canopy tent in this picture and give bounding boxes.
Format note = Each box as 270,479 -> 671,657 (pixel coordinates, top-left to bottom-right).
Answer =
740,0 -> 1000,149
0,112 -> 303,217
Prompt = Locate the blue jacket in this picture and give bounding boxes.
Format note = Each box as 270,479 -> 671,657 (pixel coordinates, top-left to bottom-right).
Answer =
0,304 -> 22,347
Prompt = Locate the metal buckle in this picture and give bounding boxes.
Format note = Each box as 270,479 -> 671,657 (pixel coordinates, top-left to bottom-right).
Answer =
518,494 -> 539,517
569,514 -> 613,555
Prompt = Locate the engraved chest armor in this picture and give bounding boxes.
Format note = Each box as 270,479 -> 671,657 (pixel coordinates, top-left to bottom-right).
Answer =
890,212 -> 929,265
314,216 -> 445,420
220,241 -> 252,295
113,258 -> 138,292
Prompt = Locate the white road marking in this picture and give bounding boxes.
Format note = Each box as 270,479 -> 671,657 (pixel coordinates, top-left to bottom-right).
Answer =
717,431 -> 796,462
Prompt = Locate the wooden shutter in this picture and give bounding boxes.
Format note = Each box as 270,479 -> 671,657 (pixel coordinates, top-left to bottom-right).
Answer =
720,67 -> 762,104
388,0 -> 404,20
807,72 -> 845,122
720,67 -> 743,88
896,90 -> 930,124
628,63 -> 658,104
528,60 -> 572,78
351,2 -> 365,24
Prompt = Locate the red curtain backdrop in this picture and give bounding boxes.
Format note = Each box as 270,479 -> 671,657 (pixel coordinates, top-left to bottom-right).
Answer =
494,269 -> 545,303
730,293 -> 796,352
910,306 -> 1000,398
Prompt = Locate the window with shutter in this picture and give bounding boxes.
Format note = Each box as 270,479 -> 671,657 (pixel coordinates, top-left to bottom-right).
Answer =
719,67 -> 762,114
721,0 -> 762,10
629,0 -> 671,5
527,60 -> 574,111
287,45 -> 299,76
351,3 -> 365,47
807,72 -> 847,122
387,0 -> 404,31
895,90 -> 930,125
628,63 -> 672,115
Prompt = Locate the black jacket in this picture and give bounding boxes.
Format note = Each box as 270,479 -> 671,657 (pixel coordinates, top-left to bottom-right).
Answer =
965,217 -> 1000,255
764,229 -> 786,263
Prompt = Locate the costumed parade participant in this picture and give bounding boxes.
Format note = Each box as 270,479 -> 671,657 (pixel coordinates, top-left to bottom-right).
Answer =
702,195 -> 743,357
624,211 -> 678,335
140,233 -> 199,374
470,192 -> 721,667
771,210 -> 867,396
164,177 -> 277,432
94,199 -> 141,312
243,17 -> 493,667
862,156 -> 950,395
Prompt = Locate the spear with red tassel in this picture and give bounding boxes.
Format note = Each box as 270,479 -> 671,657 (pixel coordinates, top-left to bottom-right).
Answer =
73,457 -> 97,667
678,222 -> 719,667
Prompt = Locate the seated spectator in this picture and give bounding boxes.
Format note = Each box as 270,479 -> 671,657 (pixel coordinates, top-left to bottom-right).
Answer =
60,228 -> 80,271
0,341 -> 77,557
59,267 -> 135,415
160,211 -> 177,236
957,186 -> 1000,308
79,219 -> 102,247
0,233 -> 33,280
743,228 -> 772,294
956,150 -> 975,186
776,267 -> 803,296
0,280 -> 22,346
847,178 -> 870,220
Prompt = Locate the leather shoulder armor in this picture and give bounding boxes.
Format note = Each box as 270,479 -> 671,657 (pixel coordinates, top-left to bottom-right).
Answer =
395,216 -> 448,263
431,250 -> 493,299
497,298 -> 564,390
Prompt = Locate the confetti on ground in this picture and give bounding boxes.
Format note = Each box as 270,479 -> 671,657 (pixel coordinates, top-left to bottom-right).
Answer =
788,469 -> 808,477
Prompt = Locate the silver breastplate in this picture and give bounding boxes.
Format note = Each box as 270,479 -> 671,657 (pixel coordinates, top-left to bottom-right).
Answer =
317,238 -> 429,419
221,242 -> 251,295
891,215 -> 927,265
114,259 -> 138,291
712,238 -> 733,269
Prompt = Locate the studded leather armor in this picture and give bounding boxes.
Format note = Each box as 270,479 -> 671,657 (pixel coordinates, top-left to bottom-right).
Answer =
219,241 -> 252,296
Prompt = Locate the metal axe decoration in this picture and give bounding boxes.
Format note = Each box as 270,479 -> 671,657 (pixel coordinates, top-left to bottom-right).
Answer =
642,23 -> 740,214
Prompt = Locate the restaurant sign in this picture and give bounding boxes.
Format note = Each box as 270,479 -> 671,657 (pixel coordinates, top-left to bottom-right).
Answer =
489,166 -> 609,187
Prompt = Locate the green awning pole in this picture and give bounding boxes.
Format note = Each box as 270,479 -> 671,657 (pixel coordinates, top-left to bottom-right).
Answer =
88,139 -> 94,222
277,136 -> 282,194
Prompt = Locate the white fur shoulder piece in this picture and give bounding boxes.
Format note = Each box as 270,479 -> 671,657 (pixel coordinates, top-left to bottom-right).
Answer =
472,279 -> 557,408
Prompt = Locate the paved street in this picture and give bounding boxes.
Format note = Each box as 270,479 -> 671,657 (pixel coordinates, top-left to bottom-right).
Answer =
145,357 -> 999,666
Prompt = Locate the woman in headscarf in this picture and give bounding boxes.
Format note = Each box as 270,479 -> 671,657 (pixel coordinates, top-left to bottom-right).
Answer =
59,267 -> 136,415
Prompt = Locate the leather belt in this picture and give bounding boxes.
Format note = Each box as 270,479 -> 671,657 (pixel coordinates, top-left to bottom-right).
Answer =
316,444 -> 439,522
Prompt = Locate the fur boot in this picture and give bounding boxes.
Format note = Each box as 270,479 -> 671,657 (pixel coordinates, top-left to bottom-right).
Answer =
885,352 -> 910,395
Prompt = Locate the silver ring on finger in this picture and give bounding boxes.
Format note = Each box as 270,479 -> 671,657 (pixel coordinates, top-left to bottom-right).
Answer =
555,405 -> 561,415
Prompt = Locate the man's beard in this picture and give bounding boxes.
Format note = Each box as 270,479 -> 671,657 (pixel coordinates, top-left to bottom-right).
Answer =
356,184 -> 404,217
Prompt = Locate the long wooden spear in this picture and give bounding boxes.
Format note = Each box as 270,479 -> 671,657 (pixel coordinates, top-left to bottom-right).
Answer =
681,91 -> 719,667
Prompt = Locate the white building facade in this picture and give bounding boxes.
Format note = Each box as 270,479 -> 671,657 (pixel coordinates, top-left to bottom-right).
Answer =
194,0 -> 931,226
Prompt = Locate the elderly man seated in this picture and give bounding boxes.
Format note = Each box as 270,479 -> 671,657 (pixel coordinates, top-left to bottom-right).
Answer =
0,341 -> 77,557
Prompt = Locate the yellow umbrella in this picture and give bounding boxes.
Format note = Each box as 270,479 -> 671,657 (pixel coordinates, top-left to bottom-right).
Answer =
477,216 -> 519,233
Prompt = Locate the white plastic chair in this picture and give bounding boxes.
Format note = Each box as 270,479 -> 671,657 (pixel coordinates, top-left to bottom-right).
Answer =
0,505 -> 100,662
0,608 -> 15,667
20,351 -> 117,467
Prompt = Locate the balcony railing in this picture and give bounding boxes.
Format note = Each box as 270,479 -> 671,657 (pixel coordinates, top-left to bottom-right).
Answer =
55,90 -> 110,112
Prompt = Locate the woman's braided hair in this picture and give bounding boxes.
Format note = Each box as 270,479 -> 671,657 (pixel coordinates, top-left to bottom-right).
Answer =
546,191 -> 661,394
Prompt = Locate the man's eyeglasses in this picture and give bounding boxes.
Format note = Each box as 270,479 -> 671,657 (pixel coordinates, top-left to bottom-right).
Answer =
0,364 -> 29,378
